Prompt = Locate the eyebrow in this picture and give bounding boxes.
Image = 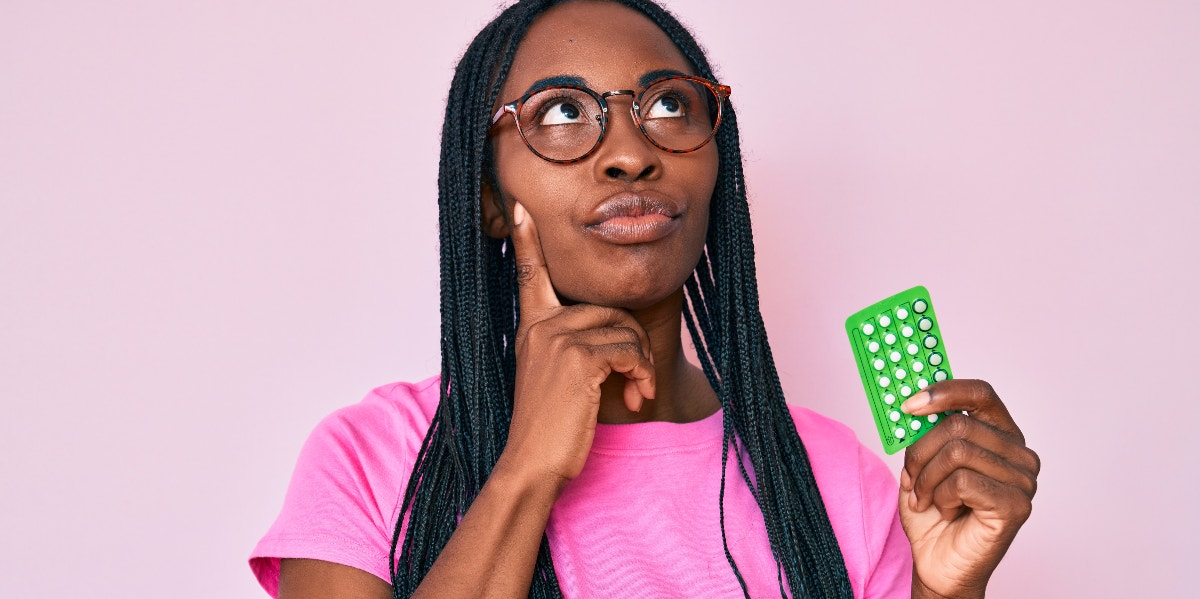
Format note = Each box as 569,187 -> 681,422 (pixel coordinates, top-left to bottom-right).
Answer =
520,69 -> 693,97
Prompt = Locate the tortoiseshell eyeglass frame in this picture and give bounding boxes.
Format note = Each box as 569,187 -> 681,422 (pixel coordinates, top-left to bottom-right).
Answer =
489,75 -> 732,164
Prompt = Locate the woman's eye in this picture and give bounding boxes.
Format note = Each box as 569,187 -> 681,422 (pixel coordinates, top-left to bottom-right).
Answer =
645,95 -> 686,119
539,100 -> 589,125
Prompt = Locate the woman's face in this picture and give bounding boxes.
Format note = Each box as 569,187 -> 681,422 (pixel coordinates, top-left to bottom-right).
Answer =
488,0 -> 719,311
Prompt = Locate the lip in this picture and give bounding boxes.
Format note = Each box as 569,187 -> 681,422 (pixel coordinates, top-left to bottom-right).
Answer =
584,191 -> 683,245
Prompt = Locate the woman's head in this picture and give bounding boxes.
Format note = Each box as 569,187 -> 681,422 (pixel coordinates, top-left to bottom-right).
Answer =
483,0 -> 720,309
395,2 -> 854,597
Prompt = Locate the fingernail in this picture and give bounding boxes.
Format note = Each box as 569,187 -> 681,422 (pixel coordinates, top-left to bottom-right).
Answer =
899,468 -> 912,490
512,202 -> 526,226
900,391 -> 930,414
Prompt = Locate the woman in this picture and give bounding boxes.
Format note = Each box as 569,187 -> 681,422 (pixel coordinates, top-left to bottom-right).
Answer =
251,1 -> 1040,597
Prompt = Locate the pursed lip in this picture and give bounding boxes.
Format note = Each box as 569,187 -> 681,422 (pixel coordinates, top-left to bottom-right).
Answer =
584,191 -> 683,245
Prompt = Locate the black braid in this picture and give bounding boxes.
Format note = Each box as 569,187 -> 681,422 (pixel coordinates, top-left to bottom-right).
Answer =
390,1 -> 853,597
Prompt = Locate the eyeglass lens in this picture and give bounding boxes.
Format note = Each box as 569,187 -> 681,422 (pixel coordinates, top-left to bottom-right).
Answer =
517,79 -> 719,162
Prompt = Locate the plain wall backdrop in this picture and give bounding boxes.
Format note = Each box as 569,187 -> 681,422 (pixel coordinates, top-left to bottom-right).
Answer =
2,1 -> 1197,596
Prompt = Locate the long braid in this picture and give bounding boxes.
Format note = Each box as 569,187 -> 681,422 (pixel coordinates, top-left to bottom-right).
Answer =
392,1 -> 853,597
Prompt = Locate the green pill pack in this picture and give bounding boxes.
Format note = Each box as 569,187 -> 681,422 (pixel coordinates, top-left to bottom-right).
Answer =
845,286 -> 954,454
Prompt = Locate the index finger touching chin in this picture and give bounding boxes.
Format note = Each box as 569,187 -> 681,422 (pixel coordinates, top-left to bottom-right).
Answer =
510,202 -> 561,314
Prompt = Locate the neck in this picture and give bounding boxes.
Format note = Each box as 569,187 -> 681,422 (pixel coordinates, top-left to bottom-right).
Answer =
596,288 -> 720,424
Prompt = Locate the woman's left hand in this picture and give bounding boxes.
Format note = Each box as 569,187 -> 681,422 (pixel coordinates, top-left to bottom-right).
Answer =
897,379 -> 1040,599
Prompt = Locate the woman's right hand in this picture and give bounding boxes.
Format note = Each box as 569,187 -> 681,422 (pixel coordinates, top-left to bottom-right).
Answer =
498,201 -> 657,488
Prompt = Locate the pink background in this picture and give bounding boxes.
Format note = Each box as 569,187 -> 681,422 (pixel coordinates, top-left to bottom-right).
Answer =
2,1 -> 1196,596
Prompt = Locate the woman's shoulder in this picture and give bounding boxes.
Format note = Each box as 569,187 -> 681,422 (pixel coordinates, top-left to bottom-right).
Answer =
784,403 -> 895,491
249,375 -> 442,595
317,375 -> 442,442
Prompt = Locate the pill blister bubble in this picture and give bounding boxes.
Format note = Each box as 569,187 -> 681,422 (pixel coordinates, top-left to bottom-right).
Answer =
918,317 -> 933,331
896,307 -> 909,320
889,410 -> 901,422
927,414 -> 939,423
879,376 -> 891,387
900,385 -> 912,397
912,361 -> 924,372
934,369 -> 948,382
894,368 -> 907,379
929,352 -> 943,366
889,351 -> 902,363
913,299 -> 928,313
862,322 -> 875,335
923,335 -> 939,349
879,315 -> 892,327
906,343 -> 919,355
917,378 -> 928,389
867,340 -> 880,352
901,325 -> 914,338
883,393 -> 896,405
884,332 -> 897,345
895,428 -> 906,438
910,420 -> 922,431
873,358 -> 885,370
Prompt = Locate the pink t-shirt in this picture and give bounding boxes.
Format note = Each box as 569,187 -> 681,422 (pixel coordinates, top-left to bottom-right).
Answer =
250,376 -> 912,597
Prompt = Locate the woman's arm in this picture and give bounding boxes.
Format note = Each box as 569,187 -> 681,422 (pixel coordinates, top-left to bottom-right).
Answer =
897,379 -> 1041,599
406,202 -> 656,597
279,559 -> 391,599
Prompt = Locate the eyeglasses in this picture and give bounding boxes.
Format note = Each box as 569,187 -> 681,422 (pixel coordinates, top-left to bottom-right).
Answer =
490,75 -> 732,164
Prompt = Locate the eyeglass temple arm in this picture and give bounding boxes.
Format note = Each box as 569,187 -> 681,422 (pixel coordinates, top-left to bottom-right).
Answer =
491,104 -> 514,126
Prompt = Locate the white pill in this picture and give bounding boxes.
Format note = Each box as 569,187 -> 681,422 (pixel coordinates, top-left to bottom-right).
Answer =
873,358 -> 885,370
895,428 -> 906,438
890,410 -> 901,422
862,322 -> 875,335
883,393 -> 896,405
901,385 -> 912,397
911,420 -> 922,431
912,361 -> 924,372
913,299 -> 928,313
924,335 -> 939,349
894,368 -> 907,379
879,315 -> 891,327
906,343 -> 919,355
927,413 -> 939,423
934,369 -> 948,382
867,340 -> 880,352
889,351 -> 902,363
896,307 -> 909,320
901,325 -> 914,338
929,352 -> 943,366
879,376 -> 891,387
884,332 -> 897,345
918,317 -> 933,331
917,378 -> 928,389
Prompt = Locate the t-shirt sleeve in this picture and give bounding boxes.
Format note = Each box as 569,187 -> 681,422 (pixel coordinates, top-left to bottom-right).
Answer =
249,379 -> 439,597
788,405 -> 913,598
856,443 -> 913,598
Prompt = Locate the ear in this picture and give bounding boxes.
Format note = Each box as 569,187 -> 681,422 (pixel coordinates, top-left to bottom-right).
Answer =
480,176 -> 511,239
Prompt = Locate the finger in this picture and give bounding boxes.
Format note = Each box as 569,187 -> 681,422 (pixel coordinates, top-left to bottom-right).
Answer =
909,439 -> 1037,512
552,305 -> 655,363
509,201 -> 561,315
929,469 -> 1034,528
903,413 -> 1040,487
901,379 -> 1024,443
624,378 -> 644,413
579,342 -> 656,401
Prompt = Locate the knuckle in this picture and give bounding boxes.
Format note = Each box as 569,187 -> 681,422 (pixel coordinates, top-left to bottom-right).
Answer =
516,263 -> 537,287
944,438 -> 972,465
1027,448 -> 1043,475
943,413 -> 972,439
977,379 -> 998,399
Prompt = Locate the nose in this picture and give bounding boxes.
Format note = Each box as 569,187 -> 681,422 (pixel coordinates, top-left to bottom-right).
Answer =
592,92 -> 662,182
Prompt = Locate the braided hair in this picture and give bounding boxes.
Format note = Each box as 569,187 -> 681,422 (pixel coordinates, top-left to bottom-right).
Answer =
389,1 -> 853,597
